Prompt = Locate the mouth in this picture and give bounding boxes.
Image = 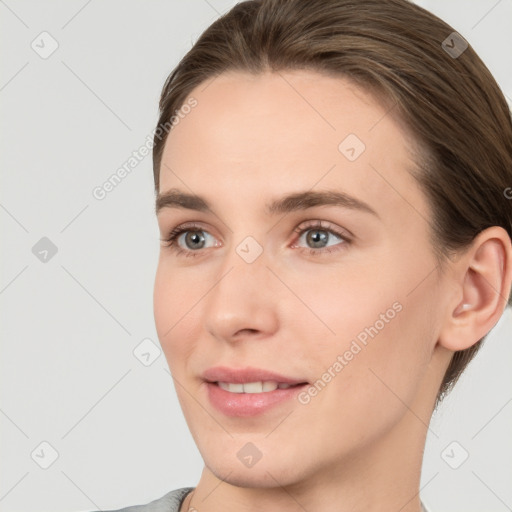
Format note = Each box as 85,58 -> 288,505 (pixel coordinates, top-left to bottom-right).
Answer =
209,381 -> 308,393
201,366 -> 310,417
202,365 -> 309,390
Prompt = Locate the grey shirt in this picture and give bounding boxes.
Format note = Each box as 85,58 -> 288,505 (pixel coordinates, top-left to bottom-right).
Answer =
98,488 -> 194,512
97,487 -> 431,511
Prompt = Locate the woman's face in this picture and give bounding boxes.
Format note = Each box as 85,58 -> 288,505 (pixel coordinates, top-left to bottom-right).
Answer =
154,70 -> 451,487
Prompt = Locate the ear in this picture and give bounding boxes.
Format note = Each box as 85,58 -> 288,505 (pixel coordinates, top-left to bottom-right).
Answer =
438,226 -> 512,351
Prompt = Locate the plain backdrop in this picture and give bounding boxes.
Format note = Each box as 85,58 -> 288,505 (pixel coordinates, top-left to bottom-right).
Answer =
1,1 -> 511,511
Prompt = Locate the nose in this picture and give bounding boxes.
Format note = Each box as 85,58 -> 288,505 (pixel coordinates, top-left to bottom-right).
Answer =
203,241 -> 280,344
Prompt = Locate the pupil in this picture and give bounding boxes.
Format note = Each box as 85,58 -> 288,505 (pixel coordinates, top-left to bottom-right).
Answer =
187,231 -> 205,249
308,230 -> 327,248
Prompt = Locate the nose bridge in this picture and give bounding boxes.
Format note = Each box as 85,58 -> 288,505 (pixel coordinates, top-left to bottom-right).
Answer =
203,234 -> 278,340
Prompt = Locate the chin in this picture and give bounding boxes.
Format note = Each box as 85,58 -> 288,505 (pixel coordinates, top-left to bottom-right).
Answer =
207,461 -> 298,489
201,445 -> 312,490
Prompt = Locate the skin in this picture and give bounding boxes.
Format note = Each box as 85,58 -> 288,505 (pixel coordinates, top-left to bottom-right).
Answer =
153,70 -> 512,512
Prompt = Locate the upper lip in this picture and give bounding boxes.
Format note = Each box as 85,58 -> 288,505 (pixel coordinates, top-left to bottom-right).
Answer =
202,366 -> 308,385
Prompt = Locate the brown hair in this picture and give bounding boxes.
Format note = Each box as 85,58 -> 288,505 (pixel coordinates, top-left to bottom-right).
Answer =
152,0 -> 512,406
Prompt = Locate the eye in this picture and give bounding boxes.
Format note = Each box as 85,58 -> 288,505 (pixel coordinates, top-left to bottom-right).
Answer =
160,220 -> 351,258
160,222 -> 218,258
292,220 -> 351,255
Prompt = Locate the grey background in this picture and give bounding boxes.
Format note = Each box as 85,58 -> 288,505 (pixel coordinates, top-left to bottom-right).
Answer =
1,1 -> 511,511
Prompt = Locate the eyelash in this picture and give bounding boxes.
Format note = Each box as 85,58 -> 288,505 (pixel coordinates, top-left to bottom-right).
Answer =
160,220 -> 351,258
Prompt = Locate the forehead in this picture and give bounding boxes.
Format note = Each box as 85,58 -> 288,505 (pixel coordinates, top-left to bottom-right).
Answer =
158,69 -> 429,223
165,70 -> 393,161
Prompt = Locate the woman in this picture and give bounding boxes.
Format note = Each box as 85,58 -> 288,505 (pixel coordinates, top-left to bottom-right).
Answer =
101,0 -> 512,510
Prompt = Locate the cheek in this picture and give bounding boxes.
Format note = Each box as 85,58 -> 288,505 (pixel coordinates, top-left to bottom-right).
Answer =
286,264 -> 397,353
153,264 -> 173,345
153,263 -> 200,368
300,265 -> 434,410
293,298 -> 432,455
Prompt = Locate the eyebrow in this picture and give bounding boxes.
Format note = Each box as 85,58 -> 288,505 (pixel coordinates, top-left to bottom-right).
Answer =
155,188 -> 379,218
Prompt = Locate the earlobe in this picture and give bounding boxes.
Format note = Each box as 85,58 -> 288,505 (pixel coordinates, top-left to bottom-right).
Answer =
438,226 -> 512,352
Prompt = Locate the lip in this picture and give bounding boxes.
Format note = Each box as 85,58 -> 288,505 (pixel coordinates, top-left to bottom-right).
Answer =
202,366 -> 309,417
202,366 -> 308,385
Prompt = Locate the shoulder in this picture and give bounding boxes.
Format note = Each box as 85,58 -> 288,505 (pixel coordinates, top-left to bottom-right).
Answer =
421,501 -> 432,512
90,487 -> 195,512
88,489 -> 429,512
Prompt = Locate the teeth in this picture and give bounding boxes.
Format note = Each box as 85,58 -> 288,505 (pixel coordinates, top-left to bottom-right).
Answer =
216,381 -> 299,393
243,381 -> 263,393
218,382 -> 244,393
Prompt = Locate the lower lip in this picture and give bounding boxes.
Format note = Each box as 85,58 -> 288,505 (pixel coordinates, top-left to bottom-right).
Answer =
205,382 -> 308,417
